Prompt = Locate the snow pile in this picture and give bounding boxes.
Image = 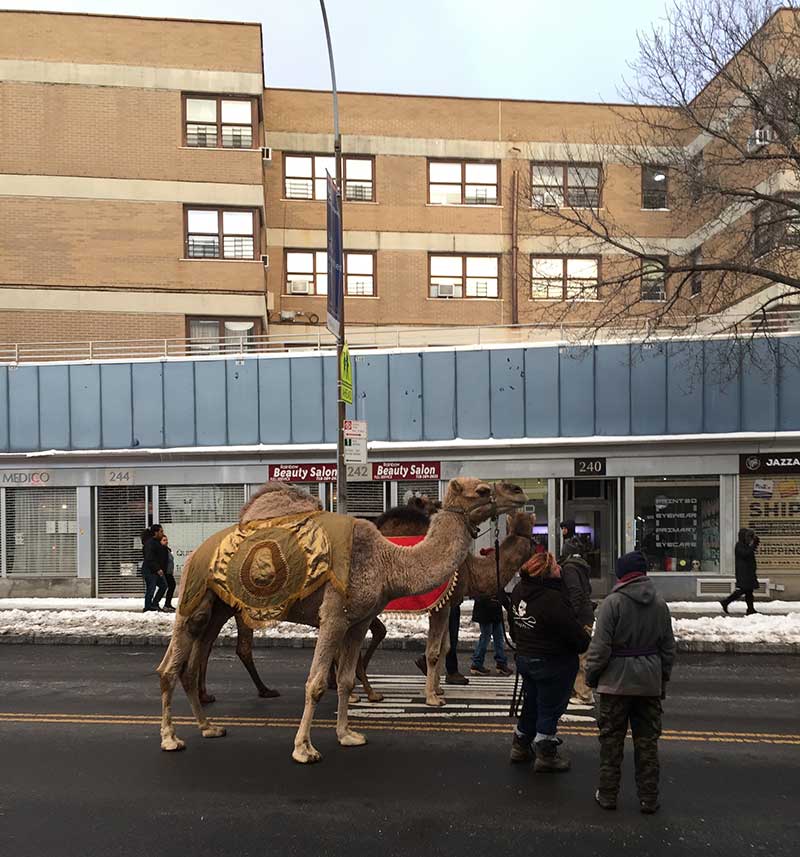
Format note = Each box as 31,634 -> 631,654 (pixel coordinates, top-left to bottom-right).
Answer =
667,601 -> 800,615
673,612 -> 800,644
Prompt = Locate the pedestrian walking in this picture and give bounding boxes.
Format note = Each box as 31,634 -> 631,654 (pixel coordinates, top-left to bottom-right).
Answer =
469,596 -> 513,676
159,534 -> 177,613
560,549 -> 595,704
141,524 -> 167,613
585,551 -> 676,814
558,519 -> 584,563
508,552 -> 591,773
720,529 -> 760,615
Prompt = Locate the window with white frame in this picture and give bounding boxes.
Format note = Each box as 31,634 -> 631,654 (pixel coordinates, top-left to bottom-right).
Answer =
429,255 -> 499,299
531,256 -> 599,300
283,154 -> 374,201
285,250 -> 375,296
642,165 -> 669,209
183,95 -> 256,149
428,160 -> 499,205
185,208 -> 258,260
641,257 -> 667,301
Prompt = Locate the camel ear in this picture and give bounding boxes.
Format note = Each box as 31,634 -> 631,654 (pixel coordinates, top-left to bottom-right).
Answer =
450,479 -> 464,495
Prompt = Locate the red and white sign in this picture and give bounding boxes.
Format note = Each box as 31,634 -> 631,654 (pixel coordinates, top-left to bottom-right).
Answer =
268,463 -> 337,482
372,461 -> 441,480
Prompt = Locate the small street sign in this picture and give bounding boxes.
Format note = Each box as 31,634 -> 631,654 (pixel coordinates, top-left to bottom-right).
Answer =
340,342 -> 353,404
343,419 -> 367,465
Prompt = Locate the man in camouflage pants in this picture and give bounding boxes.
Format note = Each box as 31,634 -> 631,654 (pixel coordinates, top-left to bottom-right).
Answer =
585,551 -> 675,814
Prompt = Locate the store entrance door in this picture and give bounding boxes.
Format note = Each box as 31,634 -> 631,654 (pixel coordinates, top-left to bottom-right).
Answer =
560,478 -> 619,597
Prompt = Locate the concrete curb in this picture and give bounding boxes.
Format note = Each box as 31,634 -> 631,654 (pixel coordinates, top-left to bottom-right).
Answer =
1,634 -> 798,654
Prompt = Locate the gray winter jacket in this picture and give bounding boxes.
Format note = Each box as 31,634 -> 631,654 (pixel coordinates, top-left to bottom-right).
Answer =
584,575 -> 675,697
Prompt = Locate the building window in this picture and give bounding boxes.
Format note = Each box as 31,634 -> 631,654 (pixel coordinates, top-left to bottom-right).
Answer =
285,250 -> 375,296
642,165 -> 669,209
429,255 -> 499,299
531,256 -> 599,301
641,257 -> 667,301
183,95 -> 256,149
753,198 -> 800,257
283,154 -> 374,201
531,163 -> 601,208
187,317 -> 263,351
690,247 -> 702,297
185,208 -> 258,260
428,160 -> 499,205
634,476 -> 720,574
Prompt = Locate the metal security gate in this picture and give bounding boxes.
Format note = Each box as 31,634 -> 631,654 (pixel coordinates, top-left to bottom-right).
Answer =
398,479 -> 441,505
330,481 -> 386,518
96,486 -> 148,596
157,485 -> 245,577
4,487 -> 78,577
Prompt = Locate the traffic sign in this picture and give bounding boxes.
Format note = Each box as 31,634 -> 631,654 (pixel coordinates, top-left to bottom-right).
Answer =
343,419 -> 367,465
340,342 -> 353,404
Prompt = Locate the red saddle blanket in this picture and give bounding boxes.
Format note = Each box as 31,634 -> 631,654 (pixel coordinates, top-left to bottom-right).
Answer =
382,536 -> 451,613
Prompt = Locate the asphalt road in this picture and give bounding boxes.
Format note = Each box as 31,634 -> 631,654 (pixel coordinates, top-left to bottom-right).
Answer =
1,645 -> 798,857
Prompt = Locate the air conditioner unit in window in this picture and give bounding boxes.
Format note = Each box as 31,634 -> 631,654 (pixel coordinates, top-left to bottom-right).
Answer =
747,126 -> 774,152
261,146 -> 273,162
288,280 -> 313,295
260,254 -> 269,268
436,283 -> 455,298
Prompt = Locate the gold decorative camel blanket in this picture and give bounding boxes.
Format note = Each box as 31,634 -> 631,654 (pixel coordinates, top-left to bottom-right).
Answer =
179,511 -> 355,628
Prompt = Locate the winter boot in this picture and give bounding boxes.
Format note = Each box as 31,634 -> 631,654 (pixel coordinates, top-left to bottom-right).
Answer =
509,733 -> 533,764
595,789 -> 617,810
639,798 -> 661,814
470,665 -> 491,676
534,739 -> 571,773
719,599 -> 730,614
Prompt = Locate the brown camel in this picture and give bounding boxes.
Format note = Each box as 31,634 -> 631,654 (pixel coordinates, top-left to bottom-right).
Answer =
156,477 -> 527,763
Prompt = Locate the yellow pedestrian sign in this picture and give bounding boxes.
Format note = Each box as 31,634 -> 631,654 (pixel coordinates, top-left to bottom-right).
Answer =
340,343 -> 353,404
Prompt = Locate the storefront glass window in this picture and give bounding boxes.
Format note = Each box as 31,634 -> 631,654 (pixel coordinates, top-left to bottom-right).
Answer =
5,488 -> 78,576
634,477 -> 720,573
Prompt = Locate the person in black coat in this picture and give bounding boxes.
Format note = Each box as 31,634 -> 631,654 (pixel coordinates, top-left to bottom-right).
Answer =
561,552 -> 595,704
158,533 -> 177,613
508,552 -> 591,773
720,528 -> 760,615
141,524 -> 167,613
469,595 -> 512,676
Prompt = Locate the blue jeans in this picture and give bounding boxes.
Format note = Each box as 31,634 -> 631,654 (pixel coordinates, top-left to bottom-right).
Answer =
471,622 -> 507,668
143,571 -> 166,611
445,604 -> 461,675
515,653 -> 579,741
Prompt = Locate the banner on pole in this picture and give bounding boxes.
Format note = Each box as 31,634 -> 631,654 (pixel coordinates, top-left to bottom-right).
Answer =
340,342 -> 353,404
326,171 -> 343,339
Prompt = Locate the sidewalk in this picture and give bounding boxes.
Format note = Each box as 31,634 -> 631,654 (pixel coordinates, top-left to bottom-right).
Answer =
1,598 -> 799,653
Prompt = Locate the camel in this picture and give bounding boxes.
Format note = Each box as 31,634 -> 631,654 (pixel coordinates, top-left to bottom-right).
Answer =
156,477 -> 527,764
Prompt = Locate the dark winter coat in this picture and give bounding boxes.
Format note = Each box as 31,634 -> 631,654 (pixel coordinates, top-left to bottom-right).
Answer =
471,596 -> 503,625
735,528 -> 759,591
561,555 -> 594,626
559,536 -> 585,564
584,575 -> 675,697
141,536 -> 164,575
509,575 -> 591,659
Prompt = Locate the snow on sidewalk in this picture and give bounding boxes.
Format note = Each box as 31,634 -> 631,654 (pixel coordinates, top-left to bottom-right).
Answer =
0,599 -> 799,645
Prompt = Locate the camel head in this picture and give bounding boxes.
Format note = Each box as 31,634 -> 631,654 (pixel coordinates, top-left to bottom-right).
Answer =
506,509 -> 535,538
492,482 -> 529,514
441,477 -> 496,532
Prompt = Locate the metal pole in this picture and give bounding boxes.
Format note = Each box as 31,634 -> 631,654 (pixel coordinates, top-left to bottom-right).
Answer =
319,0 -> 347,514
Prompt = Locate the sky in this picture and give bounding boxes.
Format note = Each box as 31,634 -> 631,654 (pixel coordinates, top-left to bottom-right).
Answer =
1,0 -> 671,102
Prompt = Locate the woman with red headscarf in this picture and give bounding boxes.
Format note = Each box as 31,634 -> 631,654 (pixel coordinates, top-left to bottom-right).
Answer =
508,552 -> 591,773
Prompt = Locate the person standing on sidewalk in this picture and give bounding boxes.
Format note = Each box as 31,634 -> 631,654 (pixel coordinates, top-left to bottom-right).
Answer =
159,533 -> 177,613
140,524 -> 166,613
561,550 -> 595,704
585,551 -> 676,815
469,596 -> 513,676
508,552 -> 590,773
414,600 -> 470,686
720,529 -> 760,615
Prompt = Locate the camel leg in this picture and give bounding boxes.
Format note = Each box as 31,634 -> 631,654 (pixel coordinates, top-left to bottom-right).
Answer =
336,619 -> 373,747
424,606 -> 450,706
180,598 -> 231,740
292,591 -> 348,765
198,604 -> 233,705
359,617 -> 386,703
157,591 -> 215,751
235,616 -> 280,699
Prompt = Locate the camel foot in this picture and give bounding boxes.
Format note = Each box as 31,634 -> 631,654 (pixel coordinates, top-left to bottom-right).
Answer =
338,729 -> 367,747
292,741 -> 322,764
201,725 -> 226,739
426,694 -> 446,707
435,686 -> 446,697
199,692 -> 216,705
349,692 -> 359,704
160,735 -> 186,752
258,687 -> 281,699
367,691 -> 385,703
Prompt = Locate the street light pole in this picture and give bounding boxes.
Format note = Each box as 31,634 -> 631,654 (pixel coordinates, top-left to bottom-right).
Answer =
319,0 -> 347,514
